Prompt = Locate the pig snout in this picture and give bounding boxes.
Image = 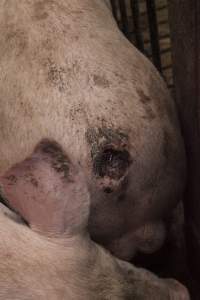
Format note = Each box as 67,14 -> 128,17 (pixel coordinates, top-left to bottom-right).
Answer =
0,139 -> 90,237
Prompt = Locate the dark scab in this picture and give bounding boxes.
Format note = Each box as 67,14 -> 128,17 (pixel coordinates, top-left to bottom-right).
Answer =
103,187 -> 113,194
35,139 -> 70,179
94,148 -> 131,180
86,127 -> 129,158
86,127 -> 131,180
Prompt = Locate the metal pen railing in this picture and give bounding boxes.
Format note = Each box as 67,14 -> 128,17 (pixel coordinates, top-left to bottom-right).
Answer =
110,0 -> 172,88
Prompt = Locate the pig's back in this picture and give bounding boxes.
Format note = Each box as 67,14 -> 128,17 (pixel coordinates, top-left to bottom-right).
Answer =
0,0 -> 183,176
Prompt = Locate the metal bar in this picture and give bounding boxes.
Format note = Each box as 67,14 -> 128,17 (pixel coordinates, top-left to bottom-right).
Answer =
110,0 -> 118,22
140,4 -> 168,16
162,64 -> 172,71
130,0 -> 144,52
157,19 -> 169,26
143,33 -> 170,44
146,0 -> 162,72
159,47 -> 171,54
118,0 -> 129,38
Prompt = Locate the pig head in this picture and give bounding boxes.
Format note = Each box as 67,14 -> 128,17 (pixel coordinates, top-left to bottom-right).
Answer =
0,0 -> 186,260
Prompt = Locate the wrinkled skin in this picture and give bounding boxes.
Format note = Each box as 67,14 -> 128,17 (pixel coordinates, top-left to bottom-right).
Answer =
0,140 -> 190,299
0,0 -> 185,260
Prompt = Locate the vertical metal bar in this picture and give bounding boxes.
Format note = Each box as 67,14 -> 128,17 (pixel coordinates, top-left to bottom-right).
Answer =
110,0 -> 118,21
118,0 -> 129,38
130,0 -> 144,52
146,0 -> 162,72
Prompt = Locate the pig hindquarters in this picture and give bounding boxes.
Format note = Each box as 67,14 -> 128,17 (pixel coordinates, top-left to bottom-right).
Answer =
0,140 -> 189,299
0,0 -> 186,261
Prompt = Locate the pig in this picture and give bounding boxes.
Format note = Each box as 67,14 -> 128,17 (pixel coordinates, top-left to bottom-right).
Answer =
0,0 -> 186,261
0,139 -> 190,299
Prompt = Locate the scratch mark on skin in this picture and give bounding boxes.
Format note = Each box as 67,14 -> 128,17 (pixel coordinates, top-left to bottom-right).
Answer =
137,88 -> 156,121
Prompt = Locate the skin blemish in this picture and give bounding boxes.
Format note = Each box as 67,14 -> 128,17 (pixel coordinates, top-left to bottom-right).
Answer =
86,127 -> 129,158
44,59 -> 80,93
5,175 -> 18,186
137,89 -> 152,104
29,175 -> 39,188
137,88 -> 156,121
94,148 -> 131,180
103,187 -> 113,194
93,74 -> 110,88
33,1 -> 49,20
35,139 -> 71,179
86,127 -> 131,181
46,59 -> 66,92
2,27 -> 28,58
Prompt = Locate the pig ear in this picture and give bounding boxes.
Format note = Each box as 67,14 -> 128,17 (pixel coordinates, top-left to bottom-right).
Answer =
0,139 -> 90,237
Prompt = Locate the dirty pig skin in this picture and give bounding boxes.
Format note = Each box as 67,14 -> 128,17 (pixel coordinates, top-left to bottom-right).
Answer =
0,140 -> 190,299
0,0 -> 186,261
